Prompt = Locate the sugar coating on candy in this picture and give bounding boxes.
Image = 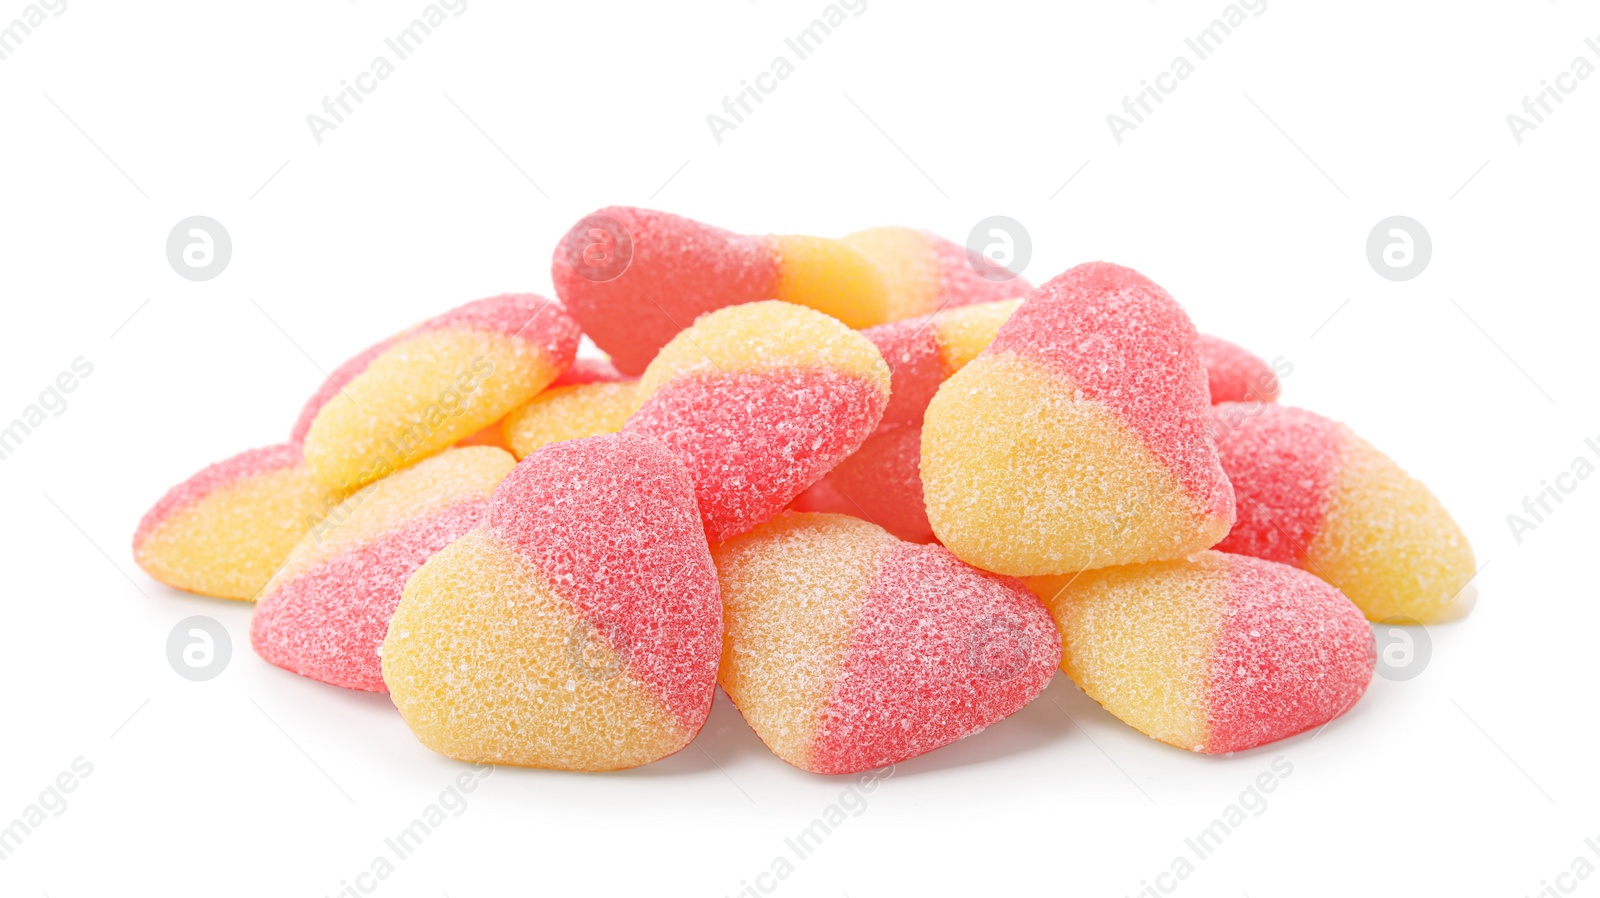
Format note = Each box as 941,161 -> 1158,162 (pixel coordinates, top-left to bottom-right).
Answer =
1211,404 -> 1476,623
250,447 -> 514,691
992,263 -> 1228,512
554,207 -> 778,376
133,443 -> 346,600
863,299 -> 1019,429
383,528 -> 688,770
863,315 -> 946,430
289,296 -> 577,444
554,208 -> 888,375
383,433 -> 721,770
290,338 -> 397,444
821,424 -> 933,543
767,234 -> 891,329
922,262 -> 1234,575
1034,551 -> 1373,754
1196,333 -> 1281,405
486,434 -> 721,728
934,298 -> 1021,371
1030,556 -> 1226,750
628,301 -> 890,542
1308,431 -> 1476,623
631,370 -> 885,543
715,512 -> 1058,774
136,443 -> 301,540
301,294 -> 578,491
923,354 -> 1229,575
1204,554 -> 1375,753
254,503 -> 486,691
501,381 -> 637,460
715,514 -> 894,770
808,540 -> 1060,773
842,227 -> 1030,321
1211,403 -> 1340,565
636,300 -> 890,395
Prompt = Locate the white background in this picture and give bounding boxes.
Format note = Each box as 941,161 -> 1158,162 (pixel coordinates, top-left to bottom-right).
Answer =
2,1 -> 1596,896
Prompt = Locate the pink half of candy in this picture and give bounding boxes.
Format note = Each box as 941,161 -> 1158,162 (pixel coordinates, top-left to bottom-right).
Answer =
1196,333 -> 1282,405
862,317 -> 948,430
628,368 -> 888,544
552,207 -> 778,376
804,424 -> 933,544
249,446 -> 516,692
488,432 -> 723,730
1204,554 -> 1375,753
809,539 -> 1061,773
1210,403 -> 1342,565
251,501 -> 489,692
992,261 -> 1230,519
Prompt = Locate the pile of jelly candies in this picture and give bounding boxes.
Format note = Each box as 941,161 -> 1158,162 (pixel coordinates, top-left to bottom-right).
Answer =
134,207 -> 1473,773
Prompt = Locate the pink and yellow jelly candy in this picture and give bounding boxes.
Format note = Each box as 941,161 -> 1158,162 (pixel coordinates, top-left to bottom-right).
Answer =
382,432 -> 721,771
250,447 -> 515,692
798,425 -> 932,543
715,512 -> 1060,774
299,294 -> 578,491
552,207 -> 890,375
1196,333 -> 1282,404
842,226 -> 1030,322
1210,403 -> 1475,623
792,300 -> 1021,542
625,301 -> 891,542
460,358 -> 628,453
864,298 -> 1020,429
551,356 -> 626,387
501,380 -> 637,460
921,262 -> 1235,576
1030,551 -> 1374,754
133,444 -> 346,601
